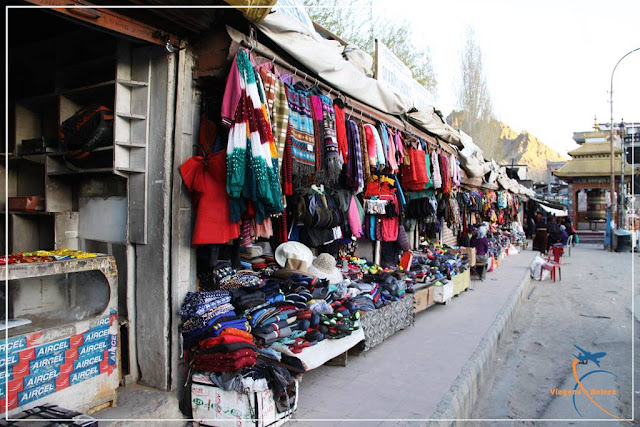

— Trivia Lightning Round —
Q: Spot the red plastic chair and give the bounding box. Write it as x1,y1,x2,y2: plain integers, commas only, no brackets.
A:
545,245,564,281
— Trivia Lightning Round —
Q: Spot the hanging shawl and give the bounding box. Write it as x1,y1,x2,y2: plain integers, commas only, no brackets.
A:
379,122,390,167
386,127,399,173
333,99,349,164
358,121,371,182
450,152,461,187
310,95,324,171
346,120,364,193
320,95,342,183
363,124,385,169
285,84,316,175
439,153,452,195
424,149,433,190
221,49,283,223
395,131,405,165
281,123,293,196
431,150,442,189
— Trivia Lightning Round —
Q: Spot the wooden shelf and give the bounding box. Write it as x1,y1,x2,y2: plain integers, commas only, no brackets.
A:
18,80,116,105
115,141,146,148
117,80,148,88
8,210,54,216
116,112,146,120
4,153,47,164
115,167,145,174
47,146,114,156
47,167,114,176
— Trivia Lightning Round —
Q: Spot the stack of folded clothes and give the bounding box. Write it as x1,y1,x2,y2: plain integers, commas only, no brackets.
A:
219,270,262,290
180,291,254,372
240,245,280,271
197,262,236,290
191,329,258,372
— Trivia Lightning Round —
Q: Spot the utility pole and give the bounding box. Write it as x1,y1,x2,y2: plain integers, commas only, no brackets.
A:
609,47,640,249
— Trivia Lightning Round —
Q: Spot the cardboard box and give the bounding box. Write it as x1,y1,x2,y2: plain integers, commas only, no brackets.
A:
191,373,298,427
8,196,44,211
413,287,434,313
450,247,476,267
432,281,454,304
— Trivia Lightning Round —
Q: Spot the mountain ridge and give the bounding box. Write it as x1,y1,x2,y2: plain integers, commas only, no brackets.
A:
447,111,568,183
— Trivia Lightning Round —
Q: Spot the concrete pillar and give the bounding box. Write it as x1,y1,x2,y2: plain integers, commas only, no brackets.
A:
134,48,177,390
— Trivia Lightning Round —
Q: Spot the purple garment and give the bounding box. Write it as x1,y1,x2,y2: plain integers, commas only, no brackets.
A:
346,120,364,192
471,236,489,256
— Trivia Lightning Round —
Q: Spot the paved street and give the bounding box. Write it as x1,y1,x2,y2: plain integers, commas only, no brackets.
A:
289,249,537,425
471,245,637,425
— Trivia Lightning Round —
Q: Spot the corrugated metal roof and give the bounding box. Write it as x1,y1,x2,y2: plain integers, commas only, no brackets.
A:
568,141,621,157
553,156,634,178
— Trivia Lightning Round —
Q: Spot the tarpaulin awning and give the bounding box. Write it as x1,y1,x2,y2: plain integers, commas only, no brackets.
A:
539,204,568,217
253,5,413,115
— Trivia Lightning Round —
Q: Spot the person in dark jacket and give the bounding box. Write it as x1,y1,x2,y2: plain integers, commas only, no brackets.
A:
527,216,537,239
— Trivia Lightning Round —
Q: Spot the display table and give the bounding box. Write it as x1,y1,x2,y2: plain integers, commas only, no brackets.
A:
275,329,365,371
360,296,414,351
452,269,470,296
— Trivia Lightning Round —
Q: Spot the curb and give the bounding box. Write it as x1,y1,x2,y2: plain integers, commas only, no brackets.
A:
427,263,533,426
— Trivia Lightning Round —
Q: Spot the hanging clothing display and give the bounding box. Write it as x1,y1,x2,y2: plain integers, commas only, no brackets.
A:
320,95,342,182
431,149,442,189
180,151,241,245
221,49,283,224
358,121,371,182
345,120,364,193
285,83,316,175
333,99,349,165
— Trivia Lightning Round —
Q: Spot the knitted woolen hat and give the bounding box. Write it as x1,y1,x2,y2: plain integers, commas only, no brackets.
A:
307,253,343,285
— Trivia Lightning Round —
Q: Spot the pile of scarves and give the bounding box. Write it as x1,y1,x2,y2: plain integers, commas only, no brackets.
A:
180,291,254,372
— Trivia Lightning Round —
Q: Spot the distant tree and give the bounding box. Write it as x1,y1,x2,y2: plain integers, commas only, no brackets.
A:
454,28,501,160
303,0,437,94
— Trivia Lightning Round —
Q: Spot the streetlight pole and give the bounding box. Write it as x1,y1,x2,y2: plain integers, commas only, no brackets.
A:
609,47,640,248
620,120,626,229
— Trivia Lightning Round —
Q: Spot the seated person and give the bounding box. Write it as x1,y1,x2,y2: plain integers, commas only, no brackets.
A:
470,226,490,264
559,225,569,246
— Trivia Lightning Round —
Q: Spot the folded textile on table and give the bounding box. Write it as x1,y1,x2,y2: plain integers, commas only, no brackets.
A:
198,341,258,354
181,307,236,333
180,291,232,320
199,334,253,349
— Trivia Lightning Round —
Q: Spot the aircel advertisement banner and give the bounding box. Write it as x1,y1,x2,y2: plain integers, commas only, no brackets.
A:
0,310,118,411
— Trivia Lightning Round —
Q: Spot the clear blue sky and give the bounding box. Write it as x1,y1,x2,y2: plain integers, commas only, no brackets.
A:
371,0,640,154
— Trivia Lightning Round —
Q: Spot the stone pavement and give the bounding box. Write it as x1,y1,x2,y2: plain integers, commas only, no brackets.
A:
471,245,637,424
289,249,538,426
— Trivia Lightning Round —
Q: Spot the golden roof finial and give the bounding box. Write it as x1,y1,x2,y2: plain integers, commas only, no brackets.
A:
593,115,600,131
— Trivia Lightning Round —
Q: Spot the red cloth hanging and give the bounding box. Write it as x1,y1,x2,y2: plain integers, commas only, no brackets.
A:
180,152,241,245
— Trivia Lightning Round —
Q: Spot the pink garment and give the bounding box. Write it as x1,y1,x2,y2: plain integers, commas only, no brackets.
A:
347,196,363,238
386,128,398,173
395,131,404,163
252,217,273,239
381,196,399,242
220,55,242,128
363,125,378,167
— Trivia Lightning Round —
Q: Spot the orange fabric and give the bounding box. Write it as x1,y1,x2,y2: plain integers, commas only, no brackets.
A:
220,327,254,341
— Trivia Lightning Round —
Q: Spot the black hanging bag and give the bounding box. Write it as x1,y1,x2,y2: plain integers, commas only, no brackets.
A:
59,104,114,161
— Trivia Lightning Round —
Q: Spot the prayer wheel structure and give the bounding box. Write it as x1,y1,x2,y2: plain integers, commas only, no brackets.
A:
586,189,607,220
